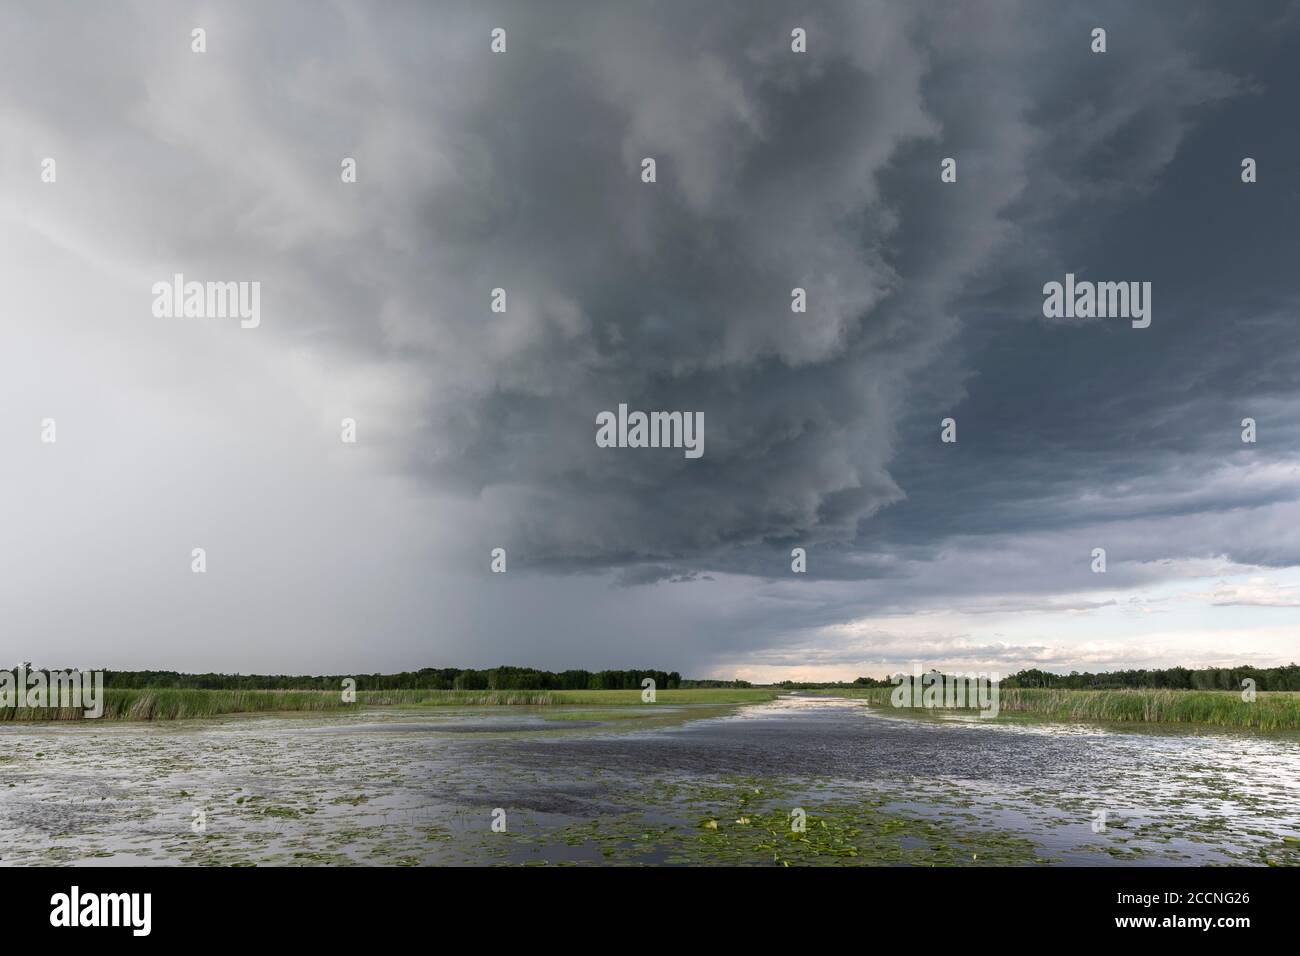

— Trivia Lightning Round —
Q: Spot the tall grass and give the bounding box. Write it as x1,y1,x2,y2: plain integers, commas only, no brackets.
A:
357,688,776,707
0,687,778,721
0,689,355,722
14,685,1290,729
813,687,1300,731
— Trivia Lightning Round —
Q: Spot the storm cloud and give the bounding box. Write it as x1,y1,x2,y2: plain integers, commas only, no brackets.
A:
2,1,1298,677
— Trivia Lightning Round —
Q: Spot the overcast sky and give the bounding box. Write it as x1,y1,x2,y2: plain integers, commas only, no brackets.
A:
3,1,1299,680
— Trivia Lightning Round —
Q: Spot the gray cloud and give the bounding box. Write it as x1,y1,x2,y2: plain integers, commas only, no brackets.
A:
2,1,1298,676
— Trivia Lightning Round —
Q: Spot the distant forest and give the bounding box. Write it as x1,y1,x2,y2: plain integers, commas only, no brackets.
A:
830,663,1300,692
92,666,689,691
19,663,1298,692
999,664,1300,691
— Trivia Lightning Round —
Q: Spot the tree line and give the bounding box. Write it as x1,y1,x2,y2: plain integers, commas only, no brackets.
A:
998,663,1300,691
28,662,1294,692
89,666,683,691
829,664,1300,691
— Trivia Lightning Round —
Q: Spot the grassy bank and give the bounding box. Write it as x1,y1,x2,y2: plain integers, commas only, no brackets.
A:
0,687,779,721
812,687,1300,731
9,685,1294,729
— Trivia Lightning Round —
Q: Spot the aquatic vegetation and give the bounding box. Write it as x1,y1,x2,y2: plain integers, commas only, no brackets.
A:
812,687,1300,731
496,776,1048,867
996,688,1300,730
359,689,777,707
2,698,1295,866
11,684,1290,729
0,689,353,722
0,687,778,722
687,806,1044,867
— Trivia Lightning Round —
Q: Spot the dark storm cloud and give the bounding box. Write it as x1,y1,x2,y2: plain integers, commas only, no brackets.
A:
351,0,1283,577
4,0,1283,586
6,1,1300,684
842,5,1300,583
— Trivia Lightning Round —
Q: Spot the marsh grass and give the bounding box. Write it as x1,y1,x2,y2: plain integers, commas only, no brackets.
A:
813,687,1300,731
10,684,1291,729
357,688,776,707
0,689,354,721
0,687,778,721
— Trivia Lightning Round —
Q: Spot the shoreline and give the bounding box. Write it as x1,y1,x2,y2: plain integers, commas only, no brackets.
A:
0,687,779,722
805,687,1300,732
2,686,1298,731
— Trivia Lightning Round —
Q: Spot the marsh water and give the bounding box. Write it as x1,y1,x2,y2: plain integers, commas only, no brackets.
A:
1,695,1297,866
